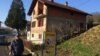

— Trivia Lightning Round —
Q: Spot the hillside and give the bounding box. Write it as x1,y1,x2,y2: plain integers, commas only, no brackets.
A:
58,25,100,56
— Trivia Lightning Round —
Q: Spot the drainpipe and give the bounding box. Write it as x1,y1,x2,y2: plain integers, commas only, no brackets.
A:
51,0,54,2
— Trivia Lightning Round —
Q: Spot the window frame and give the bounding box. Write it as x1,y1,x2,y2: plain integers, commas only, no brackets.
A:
32,21,36,27
32,34,34,38
39,34,42,39
38,19,44,27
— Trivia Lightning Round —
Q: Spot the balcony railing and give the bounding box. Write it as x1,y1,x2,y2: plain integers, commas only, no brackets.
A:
34,14,46,19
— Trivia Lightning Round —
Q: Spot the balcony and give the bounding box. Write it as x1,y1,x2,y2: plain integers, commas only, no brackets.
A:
34,14,46,19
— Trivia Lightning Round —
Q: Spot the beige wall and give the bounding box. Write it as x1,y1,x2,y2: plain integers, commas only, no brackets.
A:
31,2,47,33
30,1,47,44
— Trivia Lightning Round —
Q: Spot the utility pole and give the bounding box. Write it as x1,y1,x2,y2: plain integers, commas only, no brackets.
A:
0,21,2,28
41,32,45,56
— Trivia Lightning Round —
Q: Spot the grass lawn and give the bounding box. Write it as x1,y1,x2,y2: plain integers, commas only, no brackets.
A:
58,25,100,56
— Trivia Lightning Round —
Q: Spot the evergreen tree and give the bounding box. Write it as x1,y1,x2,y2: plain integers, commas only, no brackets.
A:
5,0,27,33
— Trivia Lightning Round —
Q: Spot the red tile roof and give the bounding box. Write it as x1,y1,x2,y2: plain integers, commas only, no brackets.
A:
28,0,90,15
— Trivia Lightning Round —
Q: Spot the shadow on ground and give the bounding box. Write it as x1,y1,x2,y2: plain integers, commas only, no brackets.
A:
23,54,32,56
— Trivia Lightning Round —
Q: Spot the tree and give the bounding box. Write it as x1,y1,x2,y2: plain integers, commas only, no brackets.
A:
92,12,100,25
5,0,27,34
86,15,93,29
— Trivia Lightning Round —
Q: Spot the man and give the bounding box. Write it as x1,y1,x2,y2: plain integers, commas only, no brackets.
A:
9,34,24,56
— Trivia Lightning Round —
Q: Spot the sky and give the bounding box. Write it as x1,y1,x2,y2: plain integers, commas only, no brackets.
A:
0,0,100,23
0,0,32,23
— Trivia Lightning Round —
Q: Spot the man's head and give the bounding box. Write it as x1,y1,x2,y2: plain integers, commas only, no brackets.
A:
15,34,21,39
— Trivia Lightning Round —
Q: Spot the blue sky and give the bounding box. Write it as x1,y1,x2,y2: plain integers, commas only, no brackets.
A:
0,0,32,23
0,0,100,23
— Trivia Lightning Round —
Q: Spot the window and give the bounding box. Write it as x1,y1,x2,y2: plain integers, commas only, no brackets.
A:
32,21,36,27
39,34,42,39
38,9,43,14
38,2,43,15
32,34,34,38
38,19,43,27
80,23,84,28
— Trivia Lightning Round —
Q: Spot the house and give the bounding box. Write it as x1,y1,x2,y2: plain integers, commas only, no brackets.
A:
28,0,89,45
26,21,31,40
27,21,31,31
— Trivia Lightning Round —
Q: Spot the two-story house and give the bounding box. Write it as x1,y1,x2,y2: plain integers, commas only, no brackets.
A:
28,0,89,45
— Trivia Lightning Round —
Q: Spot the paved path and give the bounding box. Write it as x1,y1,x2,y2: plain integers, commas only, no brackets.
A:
0,46,9,56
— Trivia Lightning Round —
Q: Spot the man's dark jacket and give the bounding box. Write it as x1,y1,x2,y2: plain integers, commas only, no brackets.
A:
11,38,24,55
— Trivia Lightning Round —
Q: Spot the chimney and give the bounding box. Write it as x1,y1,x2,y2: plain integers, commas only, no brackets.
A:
64,1,68,6
51,0,54,2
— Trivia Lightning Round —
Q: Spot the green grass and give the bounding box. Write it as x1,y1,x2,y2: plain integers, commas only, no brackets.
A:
58,25,100,56
58,36,100,56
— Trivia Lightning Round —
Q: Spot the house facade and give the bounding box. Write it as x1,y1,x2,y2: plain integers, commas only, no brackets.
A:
28,0,89,45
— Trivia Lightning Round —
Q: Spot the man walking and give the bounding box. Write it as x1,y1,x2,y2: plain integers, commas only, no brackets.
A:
9,34,24,56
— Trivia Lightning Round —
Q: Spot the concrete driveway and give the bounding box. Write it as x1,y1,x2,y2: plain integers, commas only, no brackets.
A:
0,46,9,56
